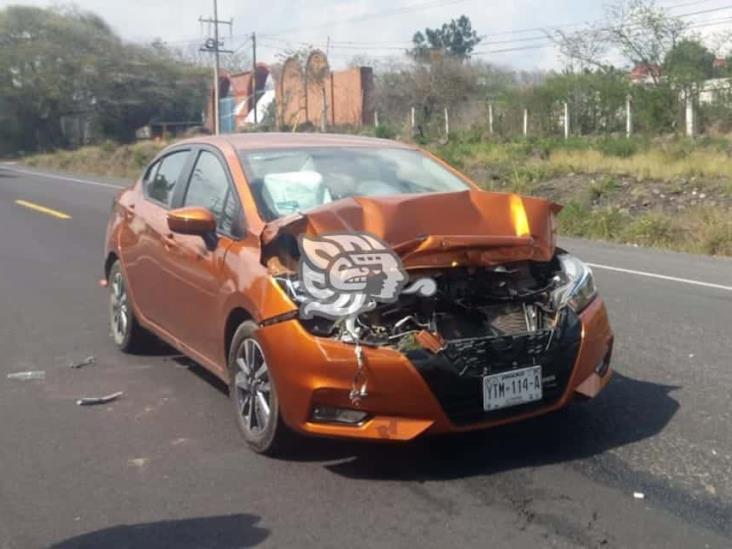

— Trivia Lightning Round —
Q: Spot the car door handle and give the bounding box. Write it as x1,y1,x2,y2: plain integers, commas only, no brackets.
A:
164,233,178,252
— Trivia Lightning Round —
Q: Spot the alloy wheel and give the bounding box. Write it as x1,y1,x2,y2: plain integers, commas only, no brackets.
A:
110,271,129,345
234,338,273,434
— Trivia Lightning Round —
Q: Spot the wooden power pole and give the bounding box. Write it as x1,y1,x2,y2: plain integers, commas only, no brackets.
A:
252,32,258,125
200,0,232,135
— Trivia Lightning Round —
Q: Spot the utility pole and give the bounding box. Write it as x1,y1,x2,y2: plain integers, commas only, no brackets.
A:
200,0,233,135
252,32,258,125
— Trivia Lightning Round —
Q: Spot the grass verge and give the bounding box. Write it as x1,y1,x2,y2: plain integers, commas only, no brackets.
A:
23,141,165,180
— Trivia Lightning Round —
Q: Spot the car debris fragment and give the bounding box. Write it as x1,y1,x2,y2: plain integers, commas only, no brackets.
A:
76,391,123,406
68,355,96,369
7,371,46,381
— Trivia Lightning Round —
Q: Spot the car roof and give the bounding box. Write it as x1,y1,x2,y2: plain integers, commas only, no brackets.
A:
177,132,418,151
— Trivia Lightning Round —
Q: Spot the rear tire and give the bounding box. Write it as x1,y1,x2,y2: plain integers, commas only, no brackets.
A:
228,321,294,455
108,260,153,353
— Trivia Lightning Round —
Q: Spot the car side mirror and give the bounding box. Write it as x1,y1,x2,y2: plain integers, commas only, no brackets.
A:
167,207,217,236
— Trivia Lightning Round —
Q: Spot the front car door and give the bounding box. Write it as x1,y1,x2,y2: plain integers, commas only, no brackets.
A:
159,146,245,367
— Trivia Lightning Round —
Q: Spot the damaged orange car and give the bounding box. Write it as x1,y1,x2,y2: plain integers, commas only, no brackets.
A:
103,133,614,454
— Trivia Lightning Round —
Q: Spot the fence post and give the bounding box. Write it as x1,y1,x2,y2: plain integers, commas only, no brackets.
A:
444,107,449,137
685,94,695,137
563,101,569,140
410,107,415,129
488,103,494,135
374,110,379,128
523,108,528,138
626,94,633,138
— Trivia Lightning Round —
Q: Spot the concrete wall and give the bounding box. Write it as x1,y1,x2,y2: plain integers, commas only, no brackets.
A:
276,60,374,129
206,55,374,131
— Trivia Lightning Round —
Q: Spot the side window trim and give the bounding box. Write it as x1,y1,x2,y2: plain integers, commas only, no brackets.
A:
181,146,245,239
143,160,161,185
142,148,193,210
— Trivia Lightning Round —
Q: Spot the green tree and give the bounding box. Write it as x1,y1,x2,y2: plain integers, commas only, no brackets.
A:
663,39,715,87
0,5,208,153
409,15,481,61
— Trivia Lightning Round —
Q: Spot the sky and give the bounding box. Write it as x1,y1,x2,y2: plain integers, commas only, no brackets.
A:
2,0,732,71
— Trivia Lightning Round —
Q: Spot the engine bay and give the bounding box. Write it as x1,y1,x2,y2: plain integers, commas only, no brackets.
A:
289,256,568,356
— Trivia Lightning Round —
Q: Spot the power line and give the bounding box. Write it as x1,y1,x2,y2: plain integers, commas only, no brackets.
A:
162,0,723,54
471,4,732,55
257,12,732,64
262,0,721,48
262,0,476,36
257,8,732,61
259,2,732,57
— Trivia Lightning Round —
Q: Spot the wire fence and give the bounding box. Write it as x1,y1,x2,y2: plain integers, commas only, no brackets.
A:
365,90,732,142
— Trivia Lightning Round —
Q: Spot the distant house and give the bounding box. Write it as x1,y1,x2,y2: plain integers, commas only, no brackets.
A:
698,78,732,105
628,61,732,105
629,63,662,85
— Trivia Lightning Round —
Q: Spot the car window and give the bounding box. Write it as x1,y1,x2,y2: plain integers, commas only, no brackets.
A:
183,150,238,234
145,151,189,207
239,147,470,221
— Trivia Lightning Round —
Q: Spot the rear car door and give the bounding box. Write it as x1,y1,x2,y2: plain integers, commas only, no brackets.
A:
122,148,193,330
159,146,244,364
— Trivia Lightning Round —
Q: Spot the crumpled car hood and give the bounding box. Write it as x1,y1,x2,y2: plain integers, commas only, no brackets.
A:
261,189,561,269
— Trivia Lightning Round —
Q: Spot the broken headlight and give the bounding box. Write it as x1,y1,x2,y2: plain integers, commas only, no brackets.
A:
552,254,597,313
273,276,337,336
274,276,306,304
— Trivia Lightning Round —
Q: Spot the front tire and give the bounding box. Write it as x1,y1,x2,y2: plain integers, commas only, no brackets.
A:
228,321,293,455
108,260,152,353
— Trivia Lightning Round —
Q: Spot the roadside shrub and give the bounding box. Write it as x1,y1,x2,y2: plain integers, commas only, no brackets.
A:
623,212,679,247
588,176,620,201
683,207,732,256
557,200,591,236
100,140,118,154
558,201,627,240
132,144,157,168
374,124,398,140
596,138,638,158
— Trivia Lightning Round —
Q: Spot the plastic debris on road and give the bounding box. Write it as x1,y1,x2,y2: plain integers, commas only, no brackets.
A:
76,391,123,406
633,492,645,500
69,355,96,369
7,371,46,381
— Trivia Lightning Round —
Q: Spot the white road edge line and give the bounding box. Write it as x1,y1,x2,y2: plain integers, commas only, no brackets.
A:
1,165,125,190
588,263,732,292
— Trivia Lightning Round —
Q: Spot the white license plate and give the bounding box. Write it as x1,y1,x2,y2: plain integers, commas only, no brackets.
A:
483,365,543,411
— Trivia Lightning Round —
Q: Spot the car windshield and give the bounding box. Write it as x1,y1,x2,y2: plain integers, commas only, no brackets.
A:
239,147,470,221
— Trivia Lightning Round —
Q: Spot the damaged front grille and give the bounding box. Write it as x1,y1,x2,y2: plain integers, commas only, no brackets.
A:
406,308,581,425
443,329,557,377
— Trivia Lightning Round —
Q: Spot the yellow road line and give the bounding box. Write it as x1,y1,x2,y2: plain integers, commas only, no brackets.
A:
14,200,72,220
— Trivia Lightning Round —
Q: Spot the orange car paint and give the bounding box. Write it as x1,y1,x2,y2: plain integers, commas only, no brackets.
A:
104,133,614,441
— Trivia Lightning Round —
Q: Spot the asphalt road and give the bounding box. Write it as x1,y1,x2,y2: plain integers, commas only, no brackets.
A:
1,164,731,549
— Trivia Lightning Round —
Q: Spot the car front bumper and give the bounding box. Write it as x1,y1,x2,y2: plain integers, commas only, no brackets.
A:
256,296,614,441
